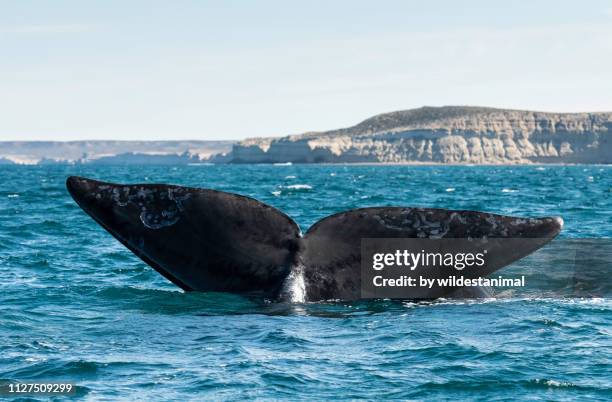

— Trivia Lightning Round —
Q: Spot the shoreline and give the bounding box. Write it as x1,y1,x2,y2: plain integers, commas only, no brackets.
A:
1,161,611,167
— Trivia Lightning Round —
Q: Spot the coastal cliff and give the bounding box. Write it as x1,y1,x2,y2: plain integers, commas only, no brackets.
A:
3,107,610,165
231,106,612,164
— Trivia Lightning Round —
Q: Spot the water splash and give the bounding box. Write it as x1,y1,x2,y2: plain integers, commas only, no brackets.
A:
281,264,307,303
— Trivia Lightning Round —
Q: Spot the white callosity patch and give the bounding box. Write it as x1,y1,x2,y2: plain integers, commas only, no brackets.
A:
111,186,131,206
139,209,181,229
373,209,453,238
103,184,192,230
138,189,191,230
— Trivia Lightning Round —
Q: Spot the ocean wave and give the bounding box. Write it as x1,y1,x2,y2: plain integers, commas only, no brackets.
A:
1,164,610,399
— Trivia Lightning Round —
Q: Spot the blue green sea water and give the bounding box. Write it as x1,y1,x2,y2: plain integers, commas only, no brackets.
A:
0,164,610,400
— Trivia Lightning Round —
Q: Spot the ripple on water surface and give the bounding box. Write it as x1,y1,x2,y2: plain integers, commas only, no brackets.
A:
0,165,610,400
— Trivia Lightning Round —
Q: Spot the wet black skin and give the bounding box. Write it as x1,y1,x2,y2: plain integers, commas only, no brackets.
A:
67,176,563,301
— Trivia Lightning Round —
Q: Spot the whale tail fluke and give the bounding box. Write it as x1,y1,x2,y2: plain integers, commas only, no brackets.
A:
301,208,562,300
66,176,301,296
67,176,563,301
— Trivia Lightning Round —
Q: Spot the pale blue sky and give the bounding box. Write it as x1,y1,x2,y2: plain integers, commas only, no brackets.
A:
1,0,612,141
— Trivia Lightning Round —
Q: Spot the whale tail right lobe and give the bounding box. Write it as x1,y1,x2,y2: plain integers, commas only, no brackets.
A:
301,208,563,300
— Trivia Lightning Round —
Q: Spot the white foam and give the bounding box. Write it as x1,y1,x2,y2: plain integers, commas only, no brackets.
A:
534,379,574,388
445,188,455,192
502,188,518,193
286,184,312,190
282,265,306,303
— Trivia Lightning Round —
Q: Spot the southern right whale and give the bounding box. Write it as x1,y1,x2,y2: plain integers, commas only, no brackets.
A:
66,176,563,302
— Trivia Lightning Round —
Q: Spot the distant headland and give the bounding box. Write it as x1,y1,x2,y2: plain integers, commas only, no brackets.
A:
232,106,612,164
2,106,611,165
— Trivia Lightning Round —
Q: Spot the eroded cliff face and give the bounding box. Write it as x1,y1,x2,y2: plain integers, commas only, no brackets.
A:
230,107,612,163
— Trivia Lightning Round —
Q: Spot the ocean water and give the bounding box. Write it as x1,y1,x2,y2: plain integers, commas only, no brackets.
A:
0,164,610,400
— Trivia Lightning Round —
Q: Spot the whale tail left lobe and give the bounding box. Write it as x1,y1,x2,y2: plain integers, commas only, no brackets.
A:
66,176,301,296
